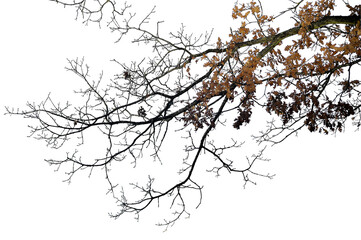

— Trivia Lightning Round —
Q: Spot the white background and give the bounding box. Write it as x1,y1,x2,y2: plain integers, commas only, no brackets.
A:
1,0,361,239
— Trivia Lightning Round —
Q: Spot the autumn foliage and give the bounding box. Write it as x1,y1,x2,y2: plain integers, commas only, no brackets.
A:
184,0,361,135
